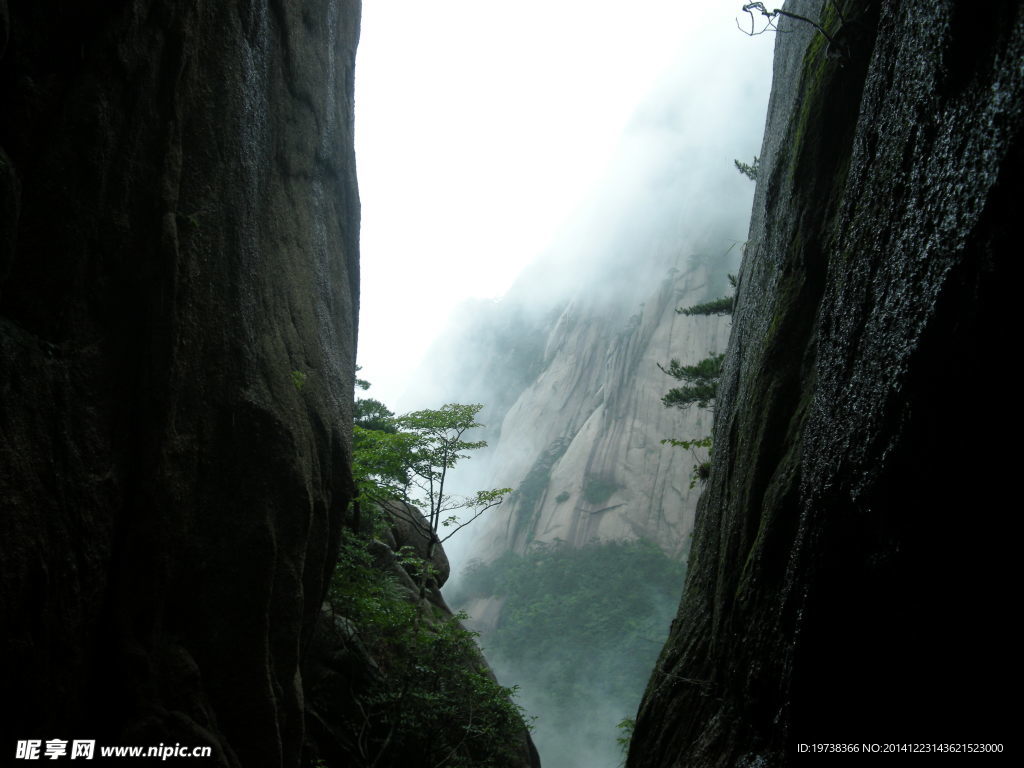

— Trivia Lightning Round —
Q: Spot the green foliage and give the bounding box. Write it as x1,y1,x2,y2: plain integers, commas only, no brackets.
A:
661,436,713,489
676,296,733,316
554,491,571,504
393,404,507,542
352,425,420,505
662,382,719,410
659,436,712,451
337,381,524,763
353,397,396,432
658,355,724,388
616,717,636,762
453,540,685,764
354,364,371,391
582,474,619,506
659,353,725,410
734,155,760,181
291,370,307,391
677,252,737,316
328,530,529,767
352,399,510,548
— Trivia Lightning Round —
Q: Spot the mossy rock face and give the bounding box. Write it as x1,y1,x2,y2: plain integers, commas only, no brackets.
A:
630,1,1023,765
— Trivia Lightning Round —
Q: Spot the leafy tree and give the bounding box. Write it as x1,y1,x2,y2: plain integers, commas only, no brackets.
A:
658,353,724,410
328,385,527,765
354,397,398,433
350,394,510,588
392,404,510,551
352,425,420,506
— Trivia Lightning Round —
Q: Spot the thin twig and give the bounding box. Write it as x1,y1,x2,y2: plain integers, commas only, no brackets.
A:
738,2,837,47
439,499,504,544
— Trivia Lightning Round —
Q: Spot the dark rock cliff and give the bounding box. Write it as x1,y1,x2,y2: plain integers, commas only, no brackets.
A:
630,1,1021,765
1,2,360,765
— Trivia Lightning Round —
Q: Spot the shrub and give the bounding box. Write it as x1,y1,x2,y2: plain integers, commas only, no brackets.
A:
327,529,529,767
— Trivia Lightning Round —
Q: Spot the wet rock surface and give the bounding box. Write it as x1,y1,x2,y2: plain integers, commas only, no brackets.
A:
1,2,361,764
630,1,1022,765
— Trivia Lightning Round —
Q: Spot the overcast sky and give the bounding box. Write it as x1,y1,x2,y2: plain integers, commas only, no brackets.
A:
354,1,776,409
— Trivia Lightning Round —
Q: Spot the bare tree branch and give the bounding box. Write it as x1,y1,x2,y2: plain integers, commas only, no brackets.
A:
738,2,838,47
438,499,506,544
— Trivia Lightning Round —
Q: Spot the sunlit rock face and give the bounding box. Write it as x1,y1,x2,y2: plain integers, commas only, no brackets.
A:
0,2,360,765
629,1,1021,765
474,262,730,561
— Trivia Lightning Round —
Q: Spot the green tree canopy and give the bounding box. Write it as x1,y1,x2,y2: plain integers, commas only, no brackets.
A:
393,404,510,547
352,399,510,554
658,353,724,410
354,397,397,432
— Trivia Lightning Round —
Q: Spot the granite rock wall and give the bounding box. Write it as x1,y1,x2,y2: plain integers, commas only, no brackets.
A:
0,2,361,764
629,1,1021,764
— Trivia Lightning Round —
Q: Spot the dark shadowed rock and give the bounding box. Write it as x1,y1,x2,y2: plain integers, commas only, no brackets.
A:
0,2,361,765
383,498,451,589
630,1,1021,765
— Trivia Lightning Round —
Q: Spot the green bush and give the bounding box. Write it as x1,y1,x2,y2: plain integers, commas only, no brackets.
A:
327,530,528,767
